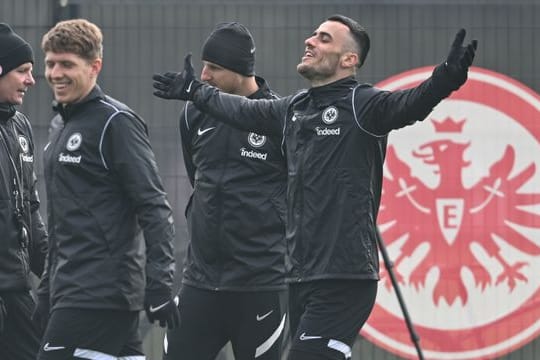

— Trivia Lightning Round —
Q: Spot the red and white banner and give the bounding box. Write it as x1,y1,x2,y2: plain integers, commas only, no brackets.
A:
364,67,540,359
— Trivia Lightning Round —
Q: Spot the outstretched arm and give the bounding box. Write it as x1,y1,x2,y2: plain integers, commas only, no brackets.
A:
153,54,288,136
360,29,478,135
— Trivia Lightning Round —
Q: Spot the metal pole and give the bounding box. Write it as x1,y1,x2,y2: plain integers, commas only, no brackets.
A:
52,0,80,23
376,227,425,360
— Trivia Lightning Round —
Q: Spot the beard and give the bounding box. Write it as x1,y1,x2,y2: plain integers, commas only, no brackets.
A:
296,53,340,82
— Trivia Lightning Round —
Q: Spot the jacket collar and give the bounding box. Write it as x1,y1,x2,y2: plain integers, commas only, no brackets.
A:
308,76,358,108
249,76,272,100
0,102,16,122
52,85,106,120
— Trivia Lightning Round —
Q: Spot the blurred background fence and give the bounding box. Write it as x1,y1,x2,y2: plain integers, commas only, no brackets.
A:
2,0,539,359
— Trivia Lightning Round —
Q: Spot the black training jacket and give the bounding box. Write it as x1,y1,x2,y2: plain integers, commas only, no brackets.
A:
38,86,175,311
181,77,287,291
0,103,48,292
191,63,460,282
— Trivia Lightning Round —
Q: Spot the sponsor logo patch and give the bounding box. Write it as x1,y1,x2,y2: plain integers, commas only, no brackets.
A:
315,126,340,136
58,153,81,164
240,147,267,160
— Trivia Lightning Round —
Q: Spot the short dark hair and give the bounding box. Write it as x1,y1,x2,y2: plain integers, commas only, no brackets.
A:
327,14,370,68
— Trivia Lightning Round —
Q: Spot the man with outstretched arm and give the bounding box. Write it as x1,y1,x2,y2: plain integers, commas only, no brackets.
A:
153,14,477,360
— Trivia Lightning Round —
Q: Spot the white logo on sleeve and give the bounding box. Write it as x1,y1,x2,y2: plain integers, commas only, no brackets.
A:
186,80,194,93
43,342,66,351
197,127,215,136
299,332,322,341
256,310,273,321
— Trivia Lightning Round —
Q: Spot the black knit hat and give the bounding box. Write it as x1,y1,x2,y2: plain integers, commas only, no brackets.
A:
0,23,34,77
201,22,255,76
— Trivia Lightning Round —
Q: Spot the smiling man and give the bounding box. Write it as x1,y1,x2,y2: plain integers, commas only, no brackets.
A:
153,14,477,360
0,22,49,360
35,18,179,360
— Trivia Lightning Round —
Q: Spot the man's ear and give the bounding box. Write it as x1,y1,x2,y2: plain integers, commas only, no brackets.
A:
90,58,103,77
341,52,359,69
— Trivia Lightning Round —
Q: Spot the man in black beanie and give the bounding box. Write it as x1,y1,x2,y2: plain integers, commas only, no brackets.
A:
0,23,49,360
0,23,35,78
162,22,288,360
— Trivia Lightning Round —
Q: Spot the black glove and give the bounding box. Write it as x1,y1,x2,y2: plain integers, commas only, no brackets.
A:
444,29,478,89
32,295,50,332
153,53,202,101
144,291,180,329
0,296,6,334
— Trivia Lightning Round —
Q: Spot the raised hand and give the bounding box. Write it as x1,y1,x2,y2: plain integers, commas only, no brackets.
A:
444,29,478,87
153,53,202,101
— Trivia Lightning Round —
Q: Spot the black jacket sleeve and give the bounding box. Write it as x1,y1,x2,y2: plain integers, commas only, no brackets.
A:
192,85,290,136
179,104,196,187
103,112,176,296
19,114,48,277
358,63,465,135
29,177,48,277
35,251,50,300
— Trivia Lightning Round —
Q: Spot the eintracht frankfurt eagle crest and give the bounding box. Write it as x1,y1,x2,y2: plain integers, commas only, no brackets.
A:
363,67,540,359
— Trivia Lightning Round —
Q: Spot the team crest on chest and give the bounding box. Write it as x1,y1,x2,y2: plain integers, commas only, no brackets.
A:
18,135,29,153
66,133,82,151
248,132,266,148
322,106,338,124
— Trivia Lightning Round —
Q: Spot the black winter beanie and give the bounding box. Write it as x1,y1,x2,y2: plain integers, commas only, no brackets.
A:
0,23,34,77
201,22,255,76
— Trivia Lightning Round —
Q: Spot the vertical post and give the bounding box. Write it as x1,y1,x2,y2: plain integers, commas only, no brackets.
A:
376,227,425,360
52,0,80,23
